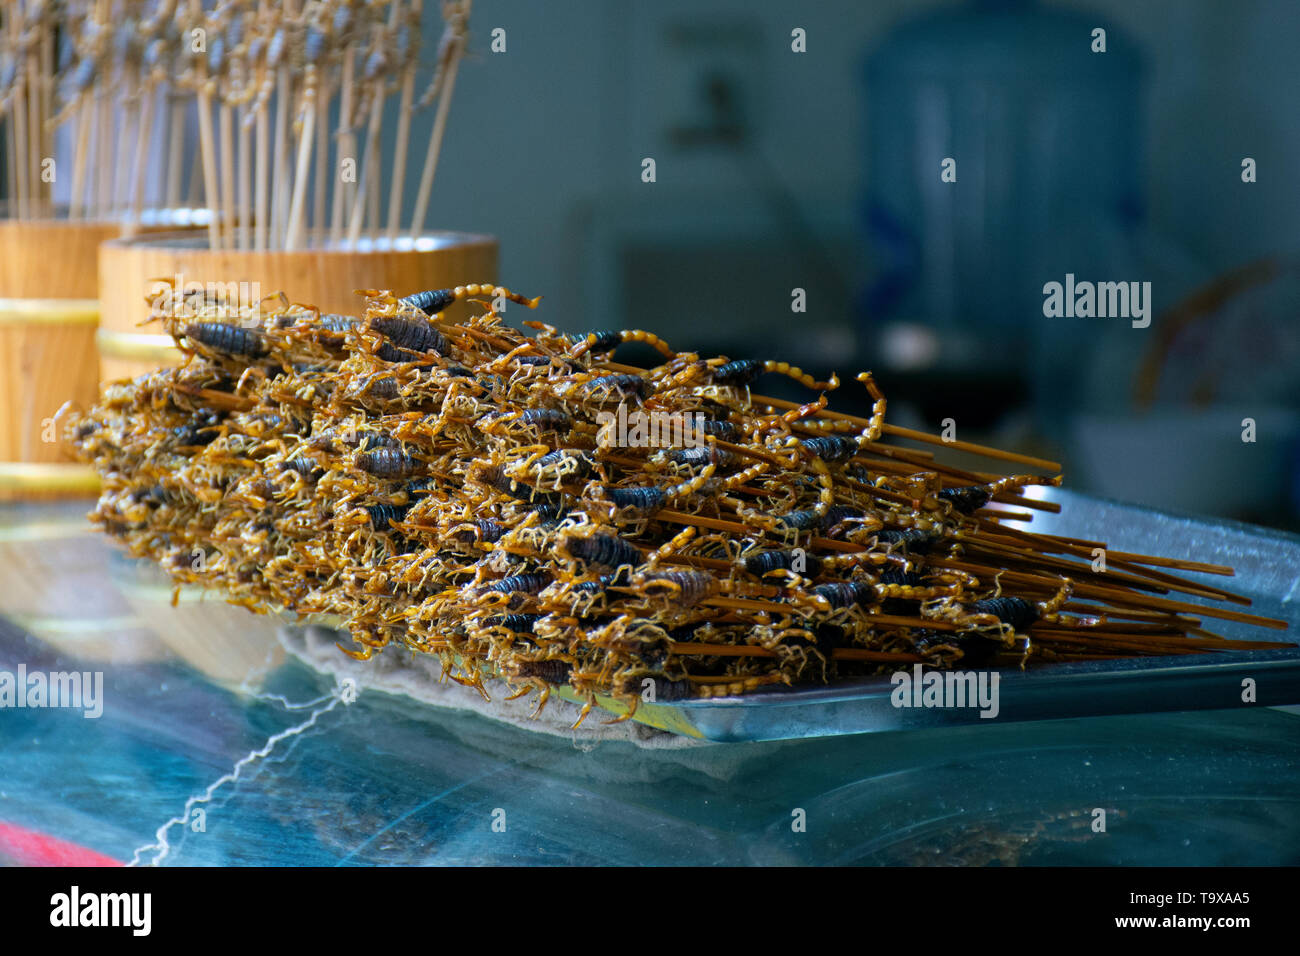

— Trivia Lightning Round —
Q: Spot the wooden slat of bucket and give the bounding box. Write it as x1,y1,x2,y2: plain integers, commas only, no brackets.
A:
97,229,499,382
0,211,208,500
0,219,126,299
0,298,99,501
96,329,181,388
0,210,210,298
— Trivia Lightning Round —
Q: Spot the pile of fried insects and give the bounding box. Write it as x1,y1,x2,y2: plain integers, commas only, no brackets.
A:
68,283,1289,725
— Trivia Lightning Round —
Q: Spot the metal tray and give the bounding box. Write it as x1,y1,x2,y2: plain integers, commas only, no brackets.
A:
615,488,1300,741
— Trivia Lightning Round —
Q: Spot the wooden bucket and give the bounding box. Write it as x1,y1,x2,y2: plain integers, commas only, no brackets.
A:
97,230,500,382
0,210,208,501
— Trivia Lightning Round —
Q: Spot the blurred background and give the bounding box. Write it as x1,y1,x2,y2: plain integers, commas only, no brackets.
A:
12,0,1298,528
415,0,1300,530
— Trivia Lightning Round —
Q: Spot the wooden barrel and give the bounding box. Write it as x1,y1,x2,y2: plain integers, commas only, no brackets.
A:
97,230,499,382
0,210,208,501
0,297,99,500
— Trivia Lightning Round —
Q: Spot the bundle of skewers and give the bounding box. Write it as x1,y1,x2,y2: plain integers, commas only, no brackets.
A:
67,284,1290,725
1,0,469,247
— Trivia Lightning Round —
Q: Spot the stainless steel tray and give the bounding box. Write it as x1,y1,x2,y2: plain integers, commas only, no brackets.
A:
625,488,1300,741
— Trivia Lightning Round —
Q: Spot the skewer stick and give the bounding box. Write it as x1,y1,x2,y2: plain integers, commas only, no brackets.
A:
668,641,776,658
125,86,156,238
937,558,1286,630
12,70,27,219
756,391,1062,472
1039,532,1110,549
26,51,40,214
314,76,329,240
270,64,289,247
68,93,91,220
977,508,1033,522
668,641,925,664
989,494,1060,514
254,104,269,251
1027,634,1204,655
367,117,381,231
186,128,203,205
238,110,251,249
1099,551,1234,576
97,81,113,217
330,48,355,245
833,648,926,663
284,98,316,251
196,88,222,248
386,51,416,242
1064,603,1200,626
113,69,135,218
220,104,236,249
345,94,383,246
39,26,53,209
968,524,1249,603
652,554,733,573
5,113,17,216
166,93,184,208
409,25,465,240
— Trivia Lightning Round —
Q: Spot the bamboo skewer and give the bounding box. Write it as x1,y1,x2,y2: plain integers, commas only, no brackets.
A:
27,50,41,213
283,96,316,251
238,111,251,250
124,86,156,239
220,103,237,249
254,104,269,251
313,75,329,242
68,93,91,220
96,80,112,217
967,523,1250,603
409,4,467,241
13,68,28,219
956,533,1239,604
386,35,417,242
346,93,383,247
936,558,1285,630
196,88,222,248
270,64,289,248
758,391,1063,472
669,642,925,664
165,94,184,209
330,49,355,246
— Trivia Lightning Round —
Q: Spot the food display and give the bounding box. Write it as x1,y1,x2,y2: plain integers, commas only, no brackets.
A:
68,284,1289,725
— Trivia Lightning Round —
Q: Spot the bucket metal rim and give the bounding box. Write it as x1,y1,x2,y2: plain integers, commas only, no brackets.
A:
100,228,498,254
0,298,99,323
0,462,100,493
96,327,180,361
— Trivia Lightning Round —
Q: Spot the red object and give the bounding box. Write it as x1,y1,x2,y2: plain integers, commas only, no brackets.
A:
0,820,121,866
